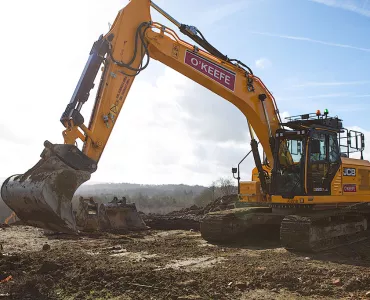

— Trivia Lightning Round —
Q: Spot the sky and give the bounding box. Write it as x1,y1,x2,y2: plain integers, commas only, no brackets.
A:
0,0,369,186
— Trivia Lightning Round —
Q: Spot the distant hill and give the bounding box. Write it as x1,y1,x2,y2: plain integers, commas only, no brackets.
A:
0,179,235,221
77,182,207,197
74,182,209,214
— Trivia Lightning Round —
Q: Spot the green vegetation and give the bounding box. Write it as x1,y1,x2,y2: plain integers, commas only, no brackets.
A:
73,177,237,214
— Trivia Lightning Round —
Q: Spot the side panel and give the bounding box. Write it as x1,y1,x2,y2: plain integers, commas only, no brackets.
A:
330,165,342,196
271,159,370,204
341,159,370,196
239,181,262,202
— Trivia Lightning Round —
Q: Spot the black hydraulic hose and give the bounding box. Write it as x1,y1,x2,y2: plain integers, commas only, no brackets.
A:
193,28,254,75
108,22,151,76
180,25,229,62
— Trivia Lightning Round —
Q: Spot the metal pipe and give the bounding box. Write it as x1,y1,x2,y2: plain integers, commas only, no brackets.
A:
150,1,181,28
247,121,255,140
233,121,260,193
259,94,273,138
236,148,255,194
77,102,83,111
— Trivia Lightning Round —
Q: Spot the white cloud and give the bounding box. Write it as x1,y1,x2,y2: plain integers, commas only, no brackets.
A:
310,0,370,17
280,111,291,121
251,31,370,53
96,66,253,185
200,0,250,26
255,58,272,70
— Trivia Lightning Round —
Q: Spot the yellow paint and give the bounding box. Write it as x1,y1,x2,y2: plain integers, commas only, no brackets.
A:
239,181,263,202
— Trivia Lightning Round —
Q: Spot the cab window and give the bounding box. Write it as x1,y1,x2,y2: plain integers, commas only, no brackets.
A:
329,135,340,163
310,132,327,161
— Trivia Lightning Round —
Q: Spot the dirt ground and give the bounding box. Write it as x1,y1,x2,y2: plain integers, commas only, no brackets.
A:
1,225,370,300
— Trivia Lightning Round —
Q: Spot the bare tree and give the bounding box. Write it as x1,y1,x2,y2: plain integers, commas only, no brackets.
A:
215,177,237,196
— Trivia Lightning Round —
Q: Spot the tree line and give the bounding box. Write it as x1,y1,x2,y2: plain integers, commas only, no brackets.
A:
0,177,237,222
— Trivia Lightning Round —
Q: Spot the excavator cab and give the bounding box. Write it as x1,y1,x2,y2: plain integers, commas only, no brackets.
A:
271,111,363,198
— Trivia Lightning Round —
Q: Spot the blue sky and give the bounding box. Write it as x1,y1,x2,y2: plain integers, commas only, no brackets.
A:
0,0,369,185
148,0,370,128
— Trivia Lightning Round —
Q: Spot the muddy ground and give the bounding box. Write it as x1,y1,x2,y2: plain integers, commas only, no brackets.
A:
1,226,370,299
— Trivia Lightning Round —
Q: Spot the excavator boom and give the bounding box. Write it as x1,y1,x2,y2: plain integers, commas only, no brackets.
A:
1,0,280,233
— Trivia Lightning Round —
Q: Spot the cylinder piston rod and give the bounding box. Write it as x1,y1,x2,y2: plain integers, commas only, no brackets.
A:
150,1,181,28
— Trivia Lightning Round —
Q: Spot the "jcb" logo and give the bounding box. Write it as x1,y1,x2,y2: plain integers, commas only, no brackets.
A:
343,168,356,176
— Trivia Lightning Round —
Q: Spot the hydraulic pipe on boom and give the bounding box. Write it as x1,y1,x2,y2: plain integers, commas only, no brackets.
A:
150,1,181,27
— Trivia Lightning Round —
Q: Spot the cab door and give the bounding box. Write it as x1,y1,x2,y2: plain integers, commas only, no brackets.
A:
307,130,341,195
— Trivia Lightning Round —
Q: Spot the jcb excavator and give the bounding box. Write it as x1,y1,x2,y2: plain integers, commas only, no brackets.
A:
1,0,370,252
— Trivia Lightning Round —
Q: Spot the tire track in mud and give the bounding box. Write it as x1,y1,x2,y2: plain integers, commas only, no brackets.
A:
1,226,370,299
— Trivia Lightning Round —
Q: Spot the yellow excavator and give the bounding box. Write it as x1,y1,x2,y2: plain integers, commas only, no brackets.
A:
1,0,370,252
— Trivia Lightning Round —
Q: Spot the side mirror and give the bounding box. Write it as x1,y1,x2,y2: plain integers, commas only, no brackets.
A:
311,139,321,154
232,168,237,174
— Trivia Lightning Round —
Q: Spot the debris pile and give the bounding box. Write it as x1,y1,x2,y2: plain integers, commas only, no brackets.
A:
143,194,238,230
0,224,10,229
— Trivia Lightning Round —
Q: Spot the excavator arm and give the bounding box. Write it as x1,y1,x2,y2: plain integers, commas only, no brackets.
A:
62,0,281,164
1,0,283,233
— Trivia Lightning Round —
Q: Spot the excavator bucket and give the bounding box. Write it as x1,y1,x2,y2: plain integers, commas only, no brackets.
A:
98,197,147,232
0,141,96,233
75,197,100,232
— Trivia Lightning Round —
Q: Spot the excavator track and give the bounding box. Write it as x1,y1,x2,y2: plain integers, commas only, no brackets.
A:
280,211,368,252
200,207,284,243
201,205,369,252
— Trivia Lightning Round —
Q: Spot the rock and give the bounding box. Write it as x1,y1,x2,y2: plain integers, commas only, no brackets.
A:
38,261,60,274
235,282,247,290
332,278,342,286
42,243,51,251
366,291,370,297
304,257,311,260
